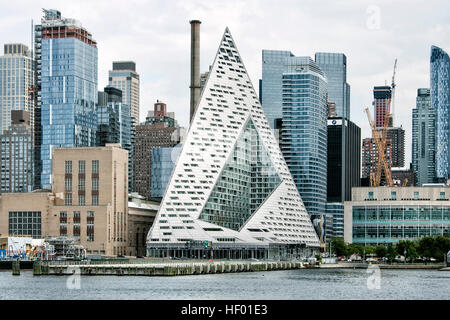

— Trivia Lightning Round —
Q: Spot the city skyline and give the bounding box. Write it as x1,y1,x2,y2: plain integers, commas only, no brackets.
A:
1,0,449,167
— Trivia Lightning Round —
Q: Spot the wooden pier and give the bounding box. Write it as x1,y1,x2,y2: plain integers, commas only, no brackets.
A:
32,261,304,276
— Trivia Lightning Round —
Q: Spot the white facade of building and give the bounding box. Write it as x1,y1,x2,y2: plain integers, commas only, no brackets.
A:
146,28,319,249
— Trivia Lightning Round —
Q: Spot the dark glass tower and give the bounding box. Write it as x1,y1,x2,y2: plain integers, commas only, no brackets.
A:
327,118,361,202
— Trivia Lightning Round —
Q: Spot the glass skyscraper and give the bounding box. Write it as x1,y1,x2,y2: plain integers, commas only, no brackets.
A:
431,46,450,181
150,145,181,199
280,57,328,221
412,88,435,185
261,51,328,230
37,10,98,189
315,53,350,119
261,50,294,128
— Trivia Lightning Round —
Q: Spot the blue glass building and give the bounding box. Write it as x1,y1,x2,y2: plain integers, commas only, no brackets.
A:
279,56,328,221
431,46,450,181
315,53,350,119
38,12,98,189
150,145,181,199
261,50,294,128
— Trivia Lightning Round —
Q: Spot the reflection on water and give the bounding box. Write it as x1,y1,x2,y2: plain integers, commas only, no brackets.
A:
0,269,449,300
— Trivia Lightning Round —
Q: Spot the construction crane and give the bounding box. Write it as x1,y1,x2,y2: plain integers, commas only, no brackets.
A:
390,59,397,125
365,107,394,187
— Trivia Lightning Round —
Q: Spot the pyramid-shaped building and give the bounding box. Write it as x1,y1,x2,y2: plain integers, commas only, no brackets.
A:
147,28,320,259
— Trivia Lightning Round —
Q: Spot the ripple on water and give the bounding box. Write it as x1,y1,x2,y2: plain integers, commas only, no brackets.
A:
0,269,449,300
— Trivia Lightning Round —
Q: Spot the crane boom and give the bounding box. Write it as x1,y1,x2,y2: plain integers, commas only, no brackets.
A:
365,107,394,187
390,58,397,125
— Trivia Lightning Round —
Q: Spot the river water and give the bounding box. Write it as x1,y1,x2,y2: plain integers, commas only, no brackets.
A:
0,269,448,300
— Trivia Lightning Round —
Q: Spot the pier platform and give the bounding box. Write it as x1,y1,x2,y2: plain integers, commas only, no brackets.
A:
32,260,304,276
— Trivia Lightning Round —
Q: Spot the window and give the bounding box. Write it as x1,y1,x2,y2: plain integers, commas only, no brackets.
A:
73,211,80,238
92,178,99,191
59,211,67,236
78,177,85,191
391,192,396,200
8,211,42,238
368,192,374,200
92,194,98,206
87,211,94,242
414,192,419,200
78,195,85,206
65,177,72,191
92,160,99,174
79,160,85,174
64,193,72,206
65,161,72,174
440,192,445,200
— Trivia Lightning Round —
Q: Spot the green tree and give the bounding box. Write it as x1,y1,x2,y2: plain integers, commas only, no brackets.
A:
365,246,376,255
397,240,419,263
330,237,347,257
347,244,364,258
386,245,397,263
418,236,450,262
315,253,322,264
375,245,387,259
417,236,436,261
435,236,450,261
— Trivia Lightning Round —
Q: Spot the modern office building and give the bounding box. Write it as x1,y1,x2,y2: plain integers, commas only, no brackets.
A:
108,61,140,123
0,44,35,135
344,186,450,246
0,144,128,256
150,145,182,199
431,46,450,181
280,57,328,224
315,53,350,119
146,28,320,260
326,117,359,241
0,110,34,193
412,88,436,185
261,50,328,235
133,101,180,200
261,50,294,129
36,9,98,190
97,86,134,191
327,117,361,202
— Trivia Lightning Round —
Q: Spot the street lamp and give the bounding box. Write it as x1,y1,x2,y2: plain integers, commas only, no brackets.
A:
404,249,407,264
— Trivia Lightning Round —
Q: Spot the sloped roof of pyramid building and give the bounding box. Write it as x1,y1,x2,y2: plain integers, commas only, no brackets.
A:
147,28,320,247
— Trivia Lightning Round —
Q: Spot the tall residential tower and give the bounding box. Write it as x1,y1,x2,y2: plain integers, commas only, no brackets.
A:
0,44,34,135
412,88,435,185
36,9,98,189
108,61,140,124
431,46,450,181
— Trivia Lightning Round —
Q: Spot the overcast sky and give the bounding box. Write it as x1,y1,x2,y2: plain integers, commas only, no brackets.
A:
1,0,449,167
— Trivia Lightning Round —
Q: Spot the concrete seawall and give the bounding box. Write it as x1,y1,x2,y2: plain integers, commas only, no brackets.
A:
32,261,304,276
